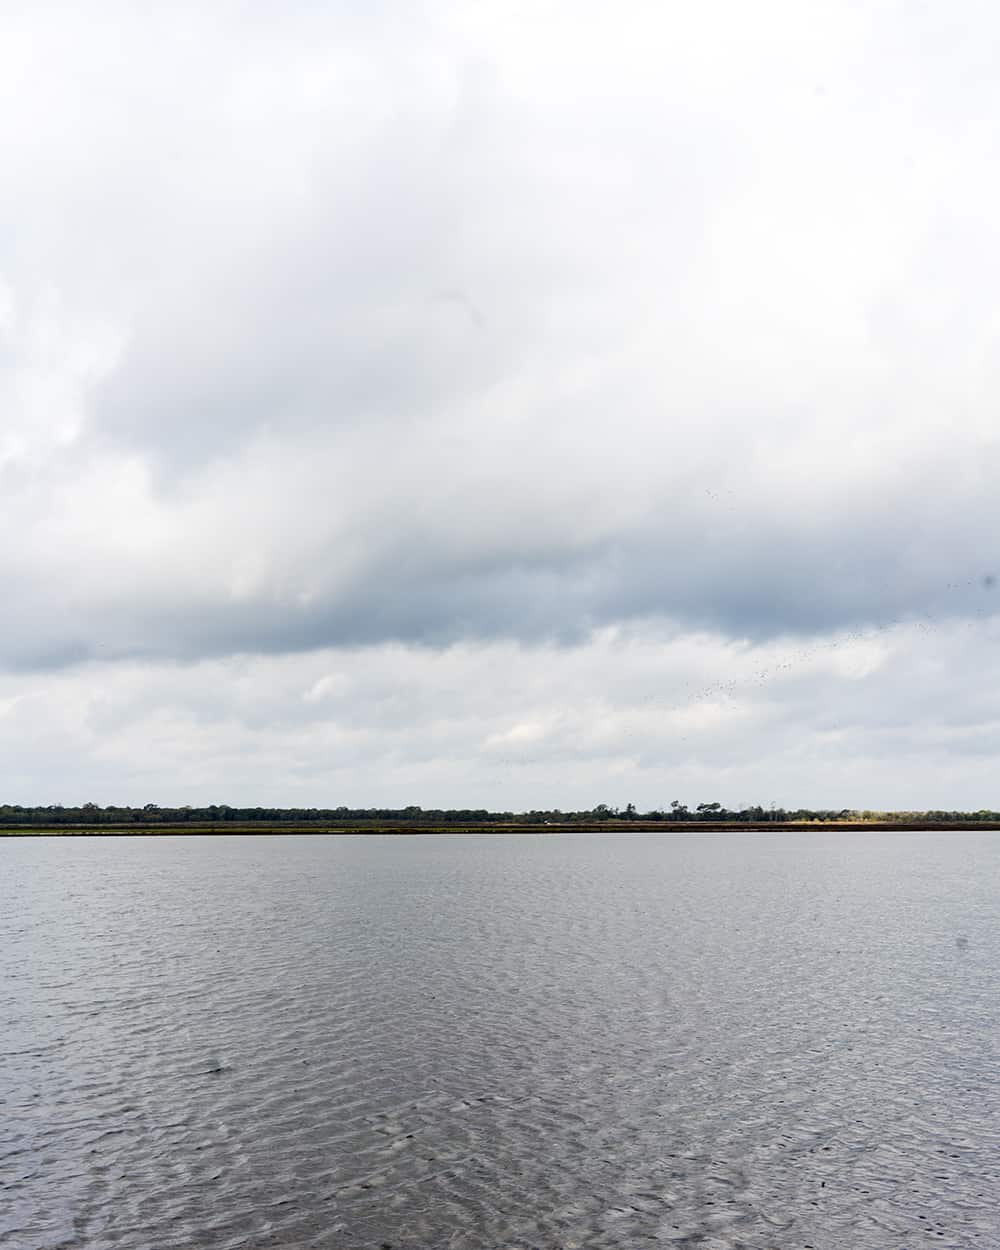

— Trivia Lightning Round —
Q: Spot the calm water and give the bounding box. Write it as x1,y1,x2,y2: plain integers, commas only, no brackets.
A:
3,832,998,1250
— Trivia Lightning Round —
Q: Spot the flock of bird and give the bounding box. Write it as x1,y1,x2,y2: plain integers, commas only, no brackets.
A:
486,570,998,776
639,571,997,736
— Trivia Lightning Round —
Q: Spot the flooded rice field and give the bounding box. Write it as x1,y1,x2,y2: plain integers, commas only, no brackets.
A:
3,831,998,1250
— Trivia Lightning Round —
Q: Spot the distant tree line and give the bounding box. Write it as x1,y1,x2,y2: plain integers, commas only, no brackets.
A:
1,802,999,826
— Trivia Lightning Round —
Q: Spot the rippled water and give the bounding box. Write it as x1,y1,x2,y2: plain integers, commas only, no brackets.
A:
3,832,999,1250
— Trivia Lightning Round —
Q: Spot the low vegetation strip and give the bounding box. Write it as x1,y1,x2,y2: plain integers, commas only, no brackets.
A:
5,801,1000,827
4,817,1000,836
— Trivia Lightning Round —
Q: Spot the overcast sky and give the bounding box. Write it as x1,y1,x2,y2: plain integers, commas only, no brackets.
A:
3,0,999,810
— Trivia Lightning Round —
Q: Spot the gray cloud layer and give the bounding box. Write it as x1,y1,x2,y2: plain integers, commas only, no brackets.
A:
3,1,1000,803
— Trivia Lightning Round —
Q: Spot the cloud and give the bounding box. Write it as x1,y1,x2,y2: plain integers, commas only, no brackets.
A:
3,1,1000,800
1,619,998,810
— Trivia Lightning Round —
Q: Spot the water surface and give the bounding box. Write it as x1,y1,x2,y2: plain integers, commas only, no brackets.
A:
3,832,998,1249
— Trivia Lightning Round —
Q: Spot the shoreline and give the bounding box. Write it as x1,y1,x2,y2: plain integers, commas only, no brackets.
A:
4,820,1000,836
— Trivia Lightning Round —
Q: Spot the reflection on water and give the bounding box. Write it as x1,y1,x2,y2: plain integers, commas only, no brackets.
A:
3,832,998,1249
